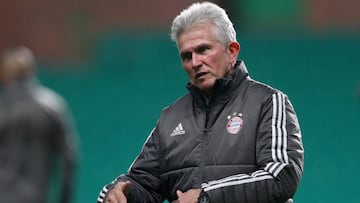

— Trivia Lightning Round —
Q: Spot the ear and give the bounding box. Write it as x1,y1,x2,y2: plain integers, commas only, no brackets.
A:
227,41,240,63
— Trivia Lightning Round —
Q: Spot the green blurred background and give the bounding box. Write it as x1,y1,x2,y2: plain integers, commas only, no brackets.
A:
2,0,360,202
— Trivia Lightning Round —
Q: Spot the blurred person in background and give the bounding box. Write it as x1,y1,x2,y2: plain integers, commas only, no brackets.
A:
0,46,78,203
98,2,303,203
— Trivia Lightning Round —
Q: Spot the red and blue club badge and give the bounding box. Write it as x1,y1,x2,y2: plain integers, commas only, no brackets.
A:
226,112,244,134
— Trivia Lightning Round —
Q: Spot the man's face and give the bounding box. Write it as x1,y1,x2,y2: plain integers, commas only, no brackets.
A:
177,21,239,95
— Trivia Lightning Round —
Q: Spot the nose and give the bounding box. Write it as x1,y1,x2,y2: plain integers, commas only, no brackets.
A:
191,53,202,68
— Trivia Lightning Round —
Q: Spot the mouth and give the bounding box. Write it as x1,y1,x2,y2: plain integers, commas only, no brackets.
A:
195,71,208,79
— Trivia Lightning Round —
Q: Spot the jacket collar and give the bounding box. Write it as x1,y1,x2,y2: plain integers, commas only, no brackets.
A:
187,60,249,108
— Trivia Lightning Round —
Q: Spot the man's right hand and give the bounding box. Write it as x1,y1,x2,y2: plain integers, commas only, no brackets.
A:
105,181,131,203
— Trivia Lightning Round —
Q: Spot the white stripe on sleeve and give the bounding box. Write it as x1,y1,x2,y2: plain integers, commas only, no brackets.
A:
201,92,290,192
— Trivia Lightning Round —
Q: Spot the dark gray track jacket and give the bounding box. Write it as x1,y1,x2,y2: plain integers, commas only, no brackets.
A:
0,80,77,203
98,61,304,203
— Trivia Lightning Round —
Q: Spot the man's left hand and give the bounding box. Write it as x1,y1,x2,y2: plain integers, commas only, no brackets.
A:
176,189,202,203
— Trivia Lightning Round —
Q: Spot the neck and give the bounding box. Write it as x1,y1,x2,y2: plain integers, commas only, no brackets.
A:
203,88,213,98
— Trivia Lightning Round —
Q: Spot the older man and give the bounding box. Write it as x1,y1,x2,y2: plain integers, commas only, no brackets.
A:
98,2,303,203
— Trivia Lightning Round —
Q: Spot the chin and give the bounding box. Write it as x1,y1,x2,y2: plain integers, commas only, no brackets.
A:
195,79,216,91
198,84,214,92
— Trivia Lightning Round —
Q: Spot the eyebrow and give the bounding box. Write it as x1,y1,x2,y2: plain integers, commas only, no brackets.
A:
180,42,211,56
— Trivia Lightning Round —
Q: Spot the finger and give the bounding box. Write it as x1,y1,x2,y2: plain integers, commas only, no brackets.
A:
110,182,131,203
113,189,127,203
105,192,118,203
117,181,131,202
117,193,127,203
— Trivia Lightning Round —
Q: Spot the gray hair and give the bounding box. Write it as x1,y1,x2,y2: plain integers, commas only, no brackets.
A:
170,2,237,46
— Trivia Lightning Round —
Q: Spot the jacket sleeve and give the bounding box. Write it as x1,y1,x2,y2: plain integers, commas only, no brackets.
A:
201,92,304,203
55,109,78,203
97,125,162,203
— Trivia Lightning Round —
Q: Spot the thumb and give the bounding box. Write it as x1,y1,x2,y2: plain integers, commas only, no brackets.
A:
122,180,131,191
176,190,183,197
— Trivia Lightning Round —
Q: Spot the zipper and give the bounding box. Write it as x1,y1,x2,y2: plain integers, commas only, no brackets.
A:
199,100,214,183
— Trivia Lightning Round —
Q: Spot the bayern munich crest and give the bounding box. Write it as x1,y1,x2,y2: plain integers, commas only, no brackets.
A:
226,112,244,134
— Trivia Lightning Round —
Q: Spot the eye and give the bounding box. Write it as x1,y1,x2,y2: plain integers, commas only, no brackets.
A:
181,52,192,62
196,45,210,54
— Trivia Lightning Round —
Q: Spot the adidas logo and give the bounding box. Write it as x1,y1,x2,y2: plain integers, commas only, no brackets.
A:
170,123,186,136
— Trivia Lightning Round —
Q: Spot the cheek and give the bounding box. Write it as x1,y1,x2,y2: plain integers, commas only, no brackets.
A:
207,55,225,72
183,65,194,78
207,51,226,66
